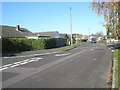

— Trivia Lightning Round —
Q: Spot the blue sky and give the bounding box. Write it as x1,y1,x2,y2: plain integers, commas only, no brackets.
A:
2,2,106,35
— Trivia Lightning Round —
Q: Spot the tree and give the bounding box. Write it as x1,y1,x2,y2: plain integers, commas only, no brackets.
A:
95,31,103,37
102,23,112,38
91,0,120,39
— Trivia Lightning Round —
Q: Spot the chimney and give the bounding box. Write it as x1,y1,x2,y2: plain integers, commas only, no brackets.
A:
16,25,20,31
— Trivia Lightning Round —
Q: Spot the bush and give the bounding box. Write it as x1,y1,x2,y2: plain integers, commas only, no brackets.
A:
31,39,46,50
2,38,33,52
45,38,56,49
80,39,88,42
66,39,76,45
2,38,67,53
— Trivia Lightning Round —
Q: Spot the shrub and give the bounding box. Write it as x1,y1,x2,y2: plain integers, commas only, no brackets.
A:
66,39,76,45
31,39,46,50
45,38,56,49
80,39,88,42
2,37,67,53
2,38,32,52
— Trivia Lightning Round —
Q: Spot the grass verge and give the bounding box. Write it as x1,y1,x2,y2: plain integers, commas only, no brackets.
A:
96,42,108,45
114,49,120,88
53,43,82,52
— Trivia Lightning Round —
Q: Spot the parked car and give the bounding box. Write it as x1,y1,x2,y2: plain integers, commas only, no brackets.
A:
91,38,96,43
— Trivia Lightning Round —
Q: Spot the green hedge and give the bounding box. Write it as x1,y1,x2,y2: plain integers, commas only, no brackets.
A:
2,38,32,52
2,38,66,53
66,39,76,45
31,39,46,50
80,39,88,42
45,38,56,49
66,39,86,45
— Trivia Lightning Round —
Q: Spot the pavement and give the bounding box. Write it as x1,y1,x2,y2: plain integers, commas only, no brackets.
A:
2,45,70,58
1,42,112,88
106,43,120,49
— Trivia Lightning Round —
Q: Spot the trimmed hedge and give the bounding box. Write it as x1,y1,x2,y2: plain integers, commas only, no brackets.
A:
45,38,56,49
2,38,67,53
80,39,88,42
31,39,46,50
66,39,76,45
2,38,32,52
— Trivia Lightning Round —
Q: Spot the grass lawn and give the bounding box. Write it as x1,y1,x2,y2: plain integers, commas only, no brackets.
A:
52,43,82,52
114,49,120,88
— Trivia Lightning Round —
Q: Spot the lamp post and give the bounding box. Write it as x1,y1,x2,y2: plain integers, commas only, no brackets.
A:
70,7,73,46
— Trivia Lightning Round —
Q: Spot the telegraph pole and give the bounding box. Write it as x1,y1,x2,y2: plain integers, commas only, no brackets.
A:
70,7,73,46
76,33,77,44
89,28,90,41
89,28,90,35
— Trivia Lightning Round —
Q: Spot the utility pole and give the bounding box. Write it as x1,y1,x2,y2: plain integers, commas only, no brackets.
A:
89,28,90,41
70,7,73,46
89,28,90,35
76,33,77,44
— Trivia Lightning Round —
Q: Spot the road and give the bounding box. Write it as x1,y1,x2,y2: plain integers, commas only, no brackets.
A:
1,42,112,88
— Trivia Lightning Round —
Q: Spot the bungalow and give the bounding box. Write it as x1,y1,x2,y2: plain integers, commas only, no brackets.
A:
67,34,75,39
0,25,38,39
34,31,61,38
72,34,84,40
60,33,69,39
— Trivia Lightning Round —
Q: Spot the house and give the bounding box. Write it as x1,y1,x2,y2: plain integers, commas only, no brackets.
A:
67,34,75,39
76,34,83,40
34,31,61,38
81,35,89,40
0,25,38,39
60,33,69,39
72,34,83,40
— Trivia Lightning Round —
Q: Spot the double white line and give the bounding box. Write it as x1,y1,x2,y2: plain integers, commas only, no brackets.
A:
0,57,42,71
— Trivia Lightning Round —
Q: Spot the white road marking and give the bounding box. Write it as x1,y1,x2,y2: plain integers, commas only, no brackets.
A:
34,59,40,61
10,64,20,68
0,67,8,71
93,59,97,60
0,57,42,71
29,60,35,62
28,60,34,62
13,61,23,64
2,64,12,67
22,59,30,62
111,50,114,52
19,62,28,65
55,53,71,56
35,57,43,60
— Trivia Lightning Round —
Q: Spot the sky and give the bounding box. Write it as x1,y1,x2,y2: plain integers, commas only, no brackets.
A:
2,2,106,35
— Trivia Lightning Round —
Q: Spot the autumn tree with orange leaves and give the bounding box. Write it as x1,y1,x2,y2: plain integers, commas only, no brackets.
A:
91,0,120,39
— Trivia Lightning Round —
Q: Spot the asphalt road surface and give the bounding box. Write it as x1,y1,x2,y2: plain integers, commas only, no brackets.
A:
1,42,112,88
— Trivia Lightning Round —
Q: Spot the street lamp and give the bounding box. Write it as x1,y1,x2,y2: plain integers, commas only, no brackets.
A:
70,7,73,46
